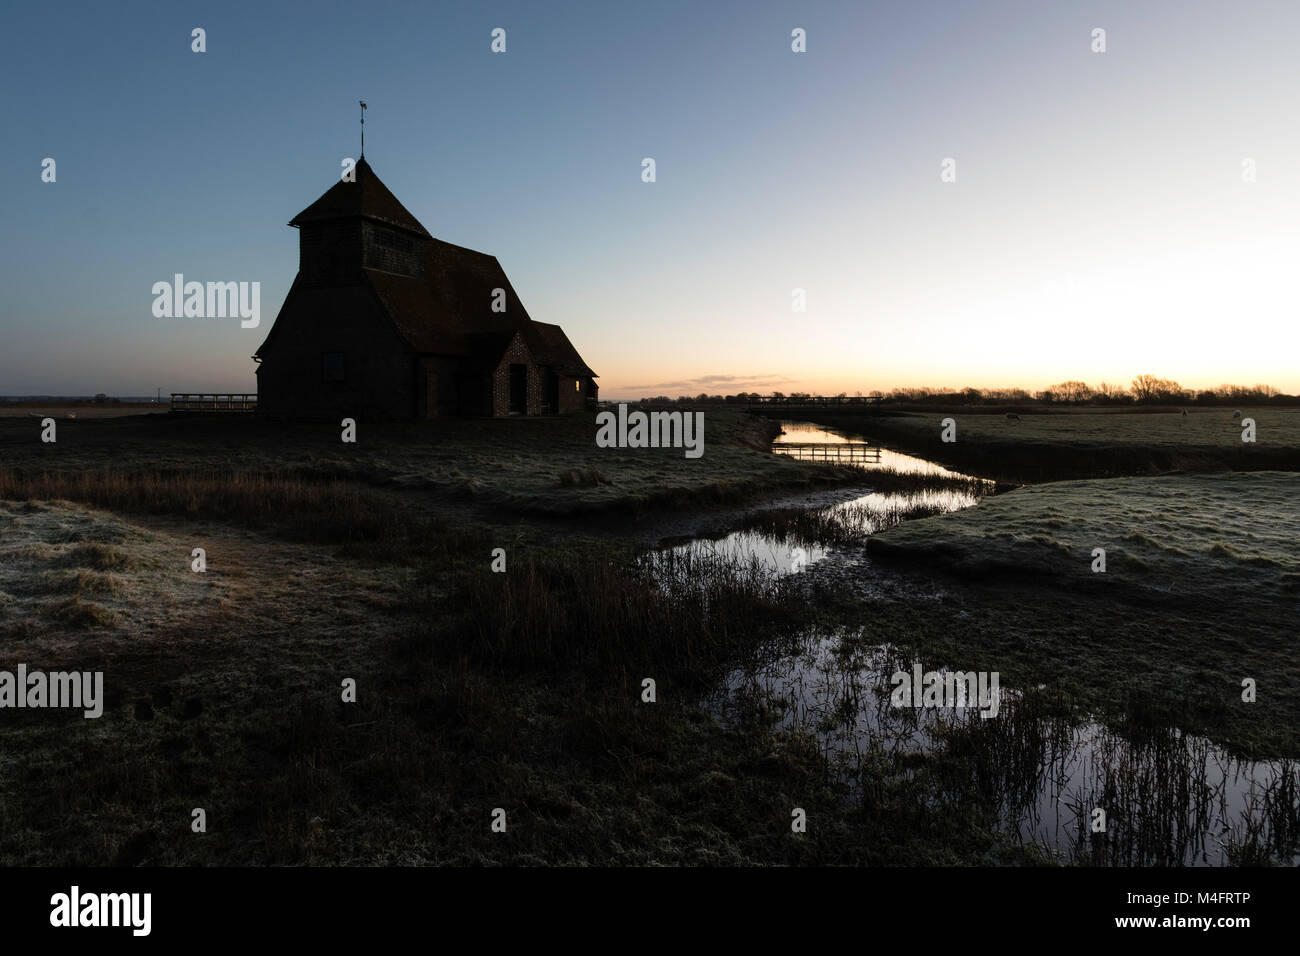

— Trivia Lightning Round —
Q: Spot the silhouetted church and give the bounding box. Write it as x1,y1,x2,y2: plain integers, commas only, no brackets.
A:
254,158,597,419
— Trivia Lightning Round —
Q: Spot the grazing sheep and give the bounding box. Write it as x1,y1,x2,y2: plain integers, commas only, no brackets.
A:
1005,412,1020,421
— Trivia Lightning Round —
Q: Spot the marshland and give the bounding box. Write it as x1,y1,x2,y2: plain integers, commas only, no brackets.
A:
0,405,1296,865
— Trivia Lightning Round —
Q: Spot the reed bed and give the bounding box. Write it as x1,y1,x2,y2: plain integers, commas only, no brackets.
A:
833,465,992,496
738,492,979,547
0,466,487,562
0,466,365,526
418,543,807,684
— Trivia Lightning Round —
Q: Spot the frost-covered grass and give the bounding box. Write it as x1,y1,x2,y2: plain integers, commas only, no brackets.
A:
863,472,1300,756
0,410,860,518
887,406,1300,448
869,472,1300,600
3,410,1295,864
797,407,1300,483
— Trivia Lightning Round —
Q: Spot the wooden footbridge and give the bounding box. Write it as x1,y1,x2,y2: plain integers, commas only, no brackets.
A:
170,393,257,412
773,442,882,463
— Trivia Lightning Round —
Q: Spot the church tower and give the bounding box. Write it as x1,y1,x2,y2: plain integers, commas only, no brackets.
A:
288,158,430,286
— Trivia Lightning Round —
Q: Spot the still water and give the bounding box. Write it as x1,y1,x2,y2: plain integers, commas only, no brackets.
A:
772,420,968,476
709,633,1299,866
669,421,988,575
663,421,1300,865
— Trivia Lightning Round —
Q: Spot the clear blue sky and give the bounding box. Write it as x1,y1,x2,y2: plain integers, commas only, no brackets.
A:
3,0,1299,398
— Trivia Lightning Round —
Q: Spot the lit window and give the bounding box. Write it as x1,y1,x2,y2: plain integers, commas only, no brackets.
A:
574,381,580,392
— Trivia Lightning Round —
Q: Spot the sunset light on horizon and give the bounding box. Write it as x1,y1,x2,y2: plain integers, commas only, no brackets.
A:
4,0,1299,399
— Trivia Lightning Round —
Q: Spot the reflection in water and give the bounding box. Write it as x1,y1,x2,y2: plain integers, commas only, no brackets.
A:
662,490,984,575
708,632,1300,866
658,488,981,576
663,533,827,574
773,421,967,477
662,426,1300,864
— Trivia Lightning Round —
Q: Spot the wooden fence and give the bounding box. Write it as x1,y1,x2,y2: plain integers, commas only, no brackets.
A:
170,393,258,412
773,442,882,463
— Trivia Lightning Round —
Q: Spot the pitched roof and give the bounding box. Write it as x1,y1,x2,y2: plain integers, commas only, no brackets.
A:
270,161,595,377
529,322,596,377
289,157,432,238
254,278,412,358
364,239,596,375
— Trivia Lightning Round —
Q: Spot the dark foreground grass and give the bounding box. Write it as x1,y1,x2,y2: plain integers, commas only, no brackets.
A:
0,522,1049,865
4,415,1295,864
2,484,1288,864
0,469,1062,865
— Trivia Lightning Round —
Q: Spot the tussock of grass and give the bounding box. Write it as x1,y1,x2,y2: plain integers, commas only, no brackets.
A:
14,543,55,561
53,542,135,572
38,569,125,597
557,468,612,488
41,596,118,628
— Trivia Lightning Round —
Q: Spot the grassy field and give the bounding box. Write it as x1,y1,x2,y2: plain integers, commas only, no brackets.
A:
1,405,1297,865
896,405,1300,446
0,404,166,419
0,495,1029,865
796,406,1300,484
0,409,860,519
863,472,1300,755
869,471,1299,593
0,410,892,865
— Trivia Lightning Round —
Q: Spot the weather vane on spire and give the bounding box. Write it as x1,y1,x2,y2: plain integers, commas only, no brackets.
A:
359,101,367,158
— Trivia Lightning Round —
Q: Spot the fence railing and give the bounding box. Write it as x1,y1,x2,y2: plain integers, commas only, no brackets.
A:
773,442,882,463
170,393,258,412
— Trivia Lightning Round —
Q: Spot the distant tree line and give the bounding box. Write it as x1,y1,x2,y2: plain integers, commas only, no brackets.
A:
635,377,1296,406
